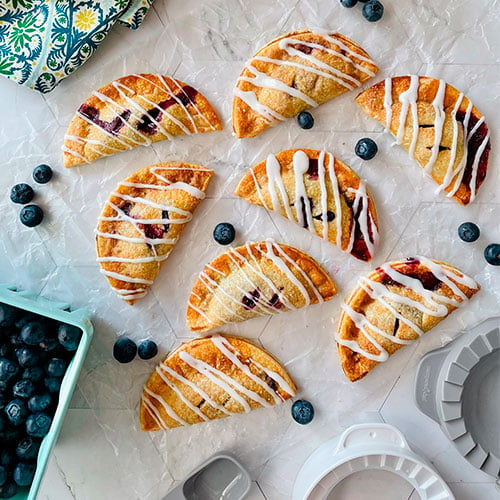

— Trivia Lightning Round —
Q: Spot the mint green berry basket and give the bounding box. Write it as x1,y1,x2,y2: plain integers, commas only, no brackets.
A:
0,284,93,500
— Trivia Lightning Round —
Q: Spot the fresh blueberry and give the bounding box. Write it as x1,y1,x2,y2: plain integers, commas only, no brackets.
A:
4,399,28,427
0,304,18,328
19,205,44,227
0,344,10,358
20,321,47,346
57,324,82,352
28,393,52,413
458,222,480,243
137,340,158,360
12,379,36,399
291,400,315,425
9,184,34,205
0,465,6,487
0,425,23,444
39,336,59,352
22,367,44,384
297,111,314,130
44,377,62,394
213,223,235,245
0,481,18,499
9,333,24,349
0,358,19,384
355,137,378,160
113,337,137,364
14,312,36,330
340,0,357,6
484,243,500,266
26,413,52,438
362,0,384,21
16,437,40,462
32,164,53,184
46,358,67,377
15,348,40,368
13,462,35,487
0,451,14,469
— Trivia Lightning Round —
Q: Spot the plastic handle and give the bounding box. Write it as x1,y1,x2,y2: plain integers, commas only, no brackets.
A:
337,423,408,452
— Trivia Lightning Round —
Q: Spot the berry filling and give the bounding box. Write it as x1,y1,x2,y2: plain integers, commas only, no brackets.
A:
242,289,260,310
347,198,375,262
290,43,313,55
306,159,319,180
267,293,283,310
79,104,131,135
376,265,442,291
313,211,335,222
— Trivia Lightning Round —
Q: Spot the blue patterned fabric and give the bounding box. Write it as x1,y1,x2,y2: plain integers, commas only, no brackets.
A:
0,0,154,93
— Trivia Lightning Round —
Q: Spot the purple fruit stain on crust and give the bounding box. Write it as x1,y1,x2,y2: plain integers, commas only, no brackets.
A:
267,293,283,310
79,104,131,135
307,159,319,180
242,289,260,310
376,259,442,291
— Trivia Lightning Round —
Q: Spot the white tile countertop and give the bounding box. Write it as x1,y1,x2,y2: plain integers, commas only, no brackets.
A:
1,0,499,499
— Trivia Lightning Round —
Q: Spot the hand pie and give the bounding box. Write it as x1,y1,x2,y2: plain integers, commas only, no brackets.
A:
140,334,296,430
337,257,480,382
234,148,379,261
355,76,491,205
63,74,222,167
233,30,379,138
96,162,213,304
187,240,337,333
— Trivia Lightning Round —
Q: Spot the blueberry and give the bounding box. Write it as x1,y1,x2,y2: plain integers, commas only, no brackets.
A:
12,379,36,399
22,367,44,384
458,222,480,243
20,321,47,346
362,0,384,22
9,184,34,205
28,393,52,413
340,0,357,6
13,462,35,487
16,437,40,462
355,137,378,160
46,358,67,377
26,413,52,438
39,336,59,352
137,340,158,360
8,334,24,349
0,344,10,358
15,348,40,368
297,111,314,130
0,451,14,469
0,305,18,328
57,324,82,351
4,399,28,427
0,426,23,444
484,243,500,266
32,164,53,184
213,223,235,245
0,358,19,383
14,312,36,330
44,376,62,394
0,394,6,410
0,465,6,487
0,481,18,499
113,337,137,364
19,204,44,227
291,399,315,425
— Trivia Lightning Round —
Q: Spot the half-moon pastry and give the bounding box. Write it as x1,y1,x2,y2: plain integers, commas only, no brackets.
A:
355,76,491,205
63,73,222,167
140,334,296,430
233,30,379,138
96,162,213,304
337,257,480,382
187,240,337,333
234,148,379,261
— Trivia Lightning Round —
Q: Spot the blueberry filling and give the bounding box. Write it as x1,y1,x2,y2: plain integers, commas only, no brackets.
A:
267,293,283,310
264,374,278,391
348,198,375,262
162,210,170,233
419,124,434,128
392,318,400,336
242,289,260,310
298,197,314,229
78,104,131,135
377,266,442,291
313,211,335,222
290,43,313,55
119,202,133,216
306,159,319,180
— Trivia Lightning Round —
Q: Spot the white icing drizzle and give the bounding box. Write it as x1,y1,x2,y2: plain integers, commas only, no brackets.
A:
317,151,329,240
383,77,393,133
142,393,167,430
265,154,294,219
249,358,296,398
424,79,447,173
233,87,286,124
396,75,420,157
293,150,313,229
143,386,188,427
337,258,478,362
326,153,343,248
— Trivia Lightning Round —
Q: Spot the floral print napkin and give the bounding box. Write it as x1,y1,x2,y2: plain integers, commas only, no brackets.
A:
0,0,154,93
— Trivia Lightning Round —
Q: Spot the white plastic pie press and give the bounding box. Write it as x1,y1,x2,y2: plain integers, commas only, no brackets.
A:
293,422,454,500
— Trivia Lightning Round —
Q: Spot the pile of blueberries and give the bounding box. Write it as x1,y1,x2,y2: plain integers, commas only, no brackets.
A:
340,0,384,22
0,302,81,498
9,164,53,228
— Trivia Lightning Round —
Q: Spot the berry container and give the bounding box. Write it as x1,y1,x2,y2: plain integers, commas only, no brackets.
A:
0,284,93,500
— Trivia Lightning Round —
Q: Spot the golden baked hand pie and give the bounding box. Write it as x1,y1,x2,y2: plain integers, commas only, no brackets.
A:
63,74,222,167
140,334,296,430
355,76,491,205
187,240,337,333
233,30,379,138
96,162,213,304
235,148,379,261
337,257,480,382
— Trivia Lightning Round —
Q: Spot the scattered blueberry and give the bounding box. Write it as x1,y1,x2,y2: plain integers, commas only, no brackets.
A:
138,340,158,360
0,358,19,383
340,0,357,6
484,243,500,266
28,393,51,413
13,462,35,487
458,222,480,243
32,164,53,184
4,399,28,427
0,481,17,499
291,400,315,425
355,137,378,160
22,367,45,384
44,377,62,394
0,465,6,487
362,0,384,22
19,205,44,228
0,305,17,328
113,337,137,364
12,380,36,400
15,348,40,368
9,184,34,205
57,324,82,352
16,437,40,462
20,321,47,346
297,111,314,130
46,358,67,377
26,413,52,438
213,223,235,245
